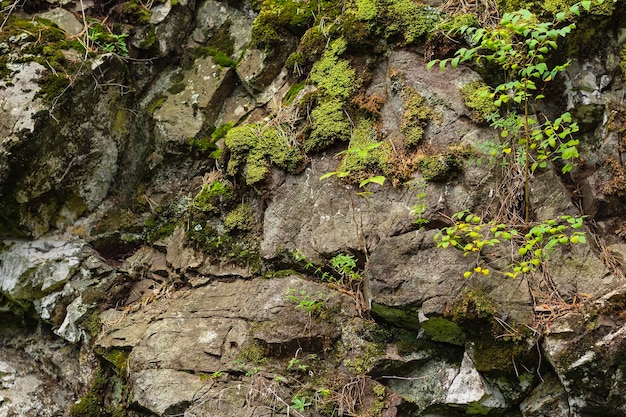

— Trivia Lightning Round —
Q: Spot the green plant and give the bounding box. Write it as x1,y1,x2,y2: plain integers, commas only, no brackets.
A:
425,2,600,282
409,180,429,227
428,1,602,221
435,211,586,278
88,27,129,57
291,395,312,413
286,288,325,316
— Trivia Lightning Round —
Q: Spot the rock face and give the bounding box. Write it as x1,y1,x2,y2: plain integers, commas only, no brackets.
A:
2,1,626,417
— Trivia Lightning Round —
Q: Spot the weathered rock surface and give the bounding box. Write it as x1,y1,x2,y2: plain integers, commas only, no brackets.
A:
97,276,353,415
2,1,626,417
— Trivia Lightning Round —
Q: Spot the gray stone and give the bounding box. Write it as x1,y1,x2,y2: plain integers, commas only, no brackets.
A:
384,358,458,411
149,1,171,24
445,352,506,411
191,0,253,61
131,369,211,415
0,238,82,302
0,62,44,138
152,56,235,151
37,8,84,35
97,276,351,415
519,373,570,417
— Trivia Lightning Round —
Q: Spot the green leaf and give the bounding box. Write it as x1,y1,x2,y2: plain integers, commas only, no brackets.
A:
360,175,386,188
451,56,460,68
570,4,580,15
581,1,592,11
426,60,438,71
320,172,338,180
440,59,448,71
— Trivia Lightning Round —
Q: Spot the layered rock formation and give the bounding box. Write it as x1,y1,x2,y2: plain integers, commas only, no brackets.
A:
2,0,626,416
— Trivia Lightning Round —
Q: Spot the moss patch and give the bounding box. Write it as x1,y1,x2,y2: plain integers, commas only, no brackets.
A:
370,303,421,330
224,203,255,232
309,38,358,100
337,118,391,182
225,124,305,185
306,99,351,152
401,86,432,148
416,153,462,182
193,180,235,213
420,316,466,345
460,80,498,124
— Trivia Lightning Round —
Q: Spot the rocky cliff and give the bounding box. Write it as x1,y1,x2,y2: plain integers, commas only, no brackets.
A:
2,0,626,416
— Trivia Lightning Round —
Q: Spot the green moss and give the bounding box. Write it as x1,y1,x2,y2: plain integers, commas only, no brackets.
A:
417,153,463,182
435,13,479,37
192,180,234,213
122,0,152,24
450,289,497,322
498,0,615,16
190,123,233,153
355,0,378,21
238,342,268,366
70,391,104,417
251,0,337,50
225,124,305,185
147,96,166,115
288,25,329,69
339,118,391,181
283,82,306,104
385,0,441,45
472,337,528,372
195,46,237,67
260,127,305,173
420,316,466,345
186,217,261,269
344,342,384,373
401,86,431,148
204,21,236,57
370,302,421,330
307,99,351,152
143,197,189,243
138,26,157,49
213,122,234,141
225,125,260,177
36,73,71,104
70,369,107,417
224,203,255,232
82,311,102,338
167,82,186,94
460,80,498,124
309,38,358,99
103,349,130,376
244,151,271,185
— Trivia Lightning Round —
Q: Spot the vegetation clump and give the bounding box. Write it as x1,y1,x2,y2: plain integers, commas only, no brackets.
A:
460,80,498,124
339,119,391,181
224,203,255,232
143,197,190,243
400,86,432,147
224,124,305,185
193,180,234,214
416,153,463,182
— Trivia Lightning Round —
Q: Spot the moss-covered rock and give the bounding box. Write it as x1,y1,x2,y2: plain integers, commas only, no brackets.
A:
193,180,235,214
307,99,352,152
460,80,498,124
224,203,255,232
401,86,432,148
224,124,305,185
309,38,359,99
